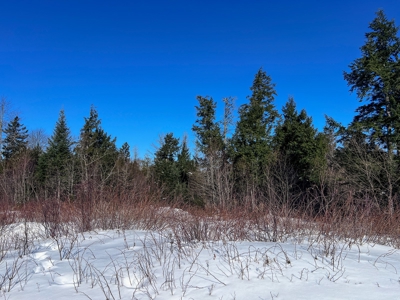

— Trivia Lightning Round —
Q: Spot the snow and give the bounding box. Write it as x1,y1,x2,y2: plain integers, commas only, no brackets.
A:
0,223,400,299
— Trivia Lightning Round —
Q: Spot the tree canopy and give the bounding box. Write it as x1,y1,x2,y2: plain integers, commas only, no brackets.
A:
344,9,400,158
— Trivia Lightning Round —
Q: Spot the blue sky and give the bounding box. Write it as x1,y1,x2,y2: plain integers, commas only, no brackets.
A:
1,0,399,157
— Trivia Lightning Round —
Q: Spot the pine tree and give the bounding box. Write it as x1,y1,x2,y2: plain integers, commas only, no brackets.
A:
231,68,279,178
344,9,400,159
2,116,28,160
37,109,73,200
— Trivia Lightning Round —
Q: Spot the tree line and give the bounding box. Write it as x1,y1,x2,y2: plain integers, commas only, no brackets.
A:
1,10,399,217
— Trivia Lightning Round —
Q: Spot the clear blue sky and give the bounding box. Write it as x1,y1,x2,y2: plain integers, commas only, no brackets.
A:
1,0,399,157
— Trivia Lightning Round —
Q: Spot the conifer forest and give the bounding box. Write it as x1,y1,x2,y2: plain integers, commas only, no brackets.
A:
1,10,400,242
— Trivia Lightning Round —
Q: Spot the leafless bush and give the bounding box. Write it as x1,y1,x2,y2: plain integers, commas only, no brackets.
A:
0,255,29,293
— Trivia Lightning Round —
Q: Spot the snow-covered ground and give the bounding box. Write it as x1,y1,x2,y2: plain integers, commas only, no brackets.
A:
1,222,400,299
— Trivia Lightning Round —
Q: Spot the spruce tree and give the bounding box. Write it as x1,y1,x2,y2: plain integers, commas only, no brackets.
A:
343,9,400,213
192,96,229,206
176,136,195,200
153,133,180,197
231,68,279,178
344,9,400,159
192,96,224,157
119,142,130,161
274,97,323,184
177,136,194,185
37,109,73,200
2,116,28,160
76,106,118,182
77,106,101,159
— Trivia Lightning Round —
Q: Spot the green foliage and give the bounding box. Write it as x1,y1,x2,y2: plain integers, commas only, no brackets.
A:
344,9,400,158
176,136,195,199
177,137,194,185
192,96,234,207
45,110,73,167
119,142,130,161
154,133,195,200
342,9,400,211
231,68,279,177
2,116,28,160
153,133,180,197
192,96,224,157
274,98,327,184
75,106,118,181
37,109,74,199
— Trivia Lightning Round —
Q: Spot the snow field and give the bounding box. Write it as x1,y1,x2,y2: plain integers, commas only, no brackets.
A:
0,223,399,299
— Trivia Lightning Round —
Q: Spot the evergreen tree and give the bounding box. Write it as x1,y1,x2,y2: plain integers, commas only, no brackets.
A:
192,96,224,157
343,9,400,213
274,97,326,184
77,106,101,159
153,133,180,197
119,142,130,162
176,136,195,200
192,96,232,206
344,10,400,159
231,68,279,178
37,109,73,200
2,116,28,160
113,142,135,194
76,106,118,182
